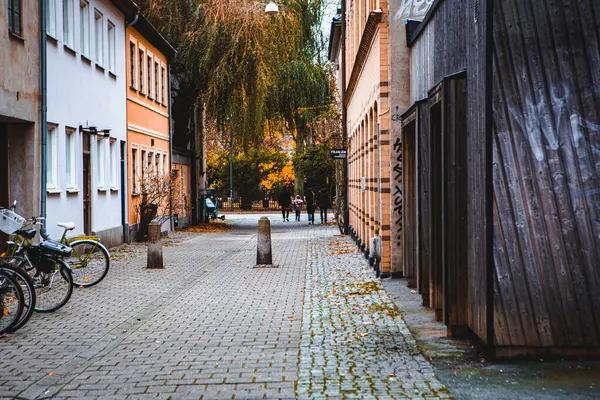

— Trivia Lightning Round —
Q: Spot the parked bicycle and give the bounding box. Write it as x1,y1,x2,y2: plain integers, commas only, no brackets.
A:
0,267,24,335
0,262,36,333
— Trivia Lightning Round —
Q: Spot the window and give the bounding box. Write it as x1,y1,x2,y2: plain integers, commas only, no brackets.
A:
163,153,168,175
129,41,137,89
94,9,103,66
148,151,154,173
107,21,115,73
161,66,167,105
65,127,77,189
96,137,105,188
147,54,153,99
109,139,118,188
63,0,73,47
47,125,59,191
157,153,163,175
131,147,139,193
140,149,147,192
154,61,160,103
138,48,145,94
46,0,57,37
8,0,22,36
80,1,89,57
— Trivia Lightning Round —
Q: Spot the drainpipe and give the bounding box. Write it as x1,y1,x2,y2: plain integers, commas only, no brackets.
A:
120,140,127,242
341,0,349,235
168,66,174,232
40,0,49,240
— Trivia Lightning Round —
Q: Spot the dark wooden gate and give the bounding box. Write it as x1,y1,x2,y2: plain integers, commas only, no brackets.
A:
402,110,418,288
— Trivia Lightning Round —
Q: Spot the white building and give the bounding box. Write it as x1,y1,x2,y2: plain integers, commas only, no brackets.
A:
45,0,137,247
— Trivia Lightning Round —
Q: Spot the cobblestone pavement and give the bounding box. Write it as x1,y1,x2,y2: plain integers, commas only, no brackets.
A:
0,214,449,399
299,232,450,399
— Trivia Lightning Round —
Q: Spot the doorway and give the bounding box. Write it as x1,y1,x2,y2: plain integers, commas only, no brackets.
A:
402,114,418,288
83,134,92,235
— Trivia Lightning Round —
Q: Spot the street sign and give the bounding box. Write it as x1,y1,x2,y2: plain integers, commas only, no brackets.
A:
330,149,348,159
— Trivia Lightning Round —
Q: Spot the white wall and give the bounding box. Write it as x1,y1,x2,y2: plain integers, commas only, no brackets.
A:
46,0,126,239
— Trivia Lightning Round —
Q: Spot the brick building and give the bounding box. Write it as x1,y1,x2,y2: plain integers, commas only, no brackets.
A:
344,1,392,272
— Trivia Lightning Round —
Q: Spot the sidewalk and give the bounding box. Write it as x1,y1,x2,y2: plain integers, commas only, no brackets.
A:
0,215,448,399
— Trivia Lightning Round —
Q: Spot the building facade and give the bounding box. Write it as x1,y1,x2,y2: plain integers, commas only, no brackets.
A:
345,0,393,273
0,1,41,219
125,16,175,239
45,0,136,247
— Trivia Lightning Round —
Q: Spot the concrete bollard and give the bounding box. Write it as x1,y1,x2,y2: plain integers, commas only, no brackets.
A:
147,220,164,269
256,216,273,265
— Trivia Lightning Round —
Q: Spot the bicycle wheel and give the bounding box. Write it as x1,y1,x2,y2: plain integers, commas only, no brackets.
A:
0,270,24,335
67,240,110,287
33,259,73,313
0,265,35,333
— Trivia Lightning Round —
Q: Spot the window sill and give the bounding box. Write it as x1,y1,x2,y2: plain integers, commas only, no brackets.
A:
46,34,58,45
63,44,76,57
97,187,107,192
81,54,92,65
110,186,119,192
95,64,105,73
130,86,138,92
132,192,141,197
66,188,80,194
109,71,117,80
46,188,61,194
8,31,25,43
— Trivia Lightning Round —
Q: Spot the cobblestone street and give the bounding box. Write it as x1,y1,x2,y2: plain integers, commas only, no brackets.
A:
0,215,449,399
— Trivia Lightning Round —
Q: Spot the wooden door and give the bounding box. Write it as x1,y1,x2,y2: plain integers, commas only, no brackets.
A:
402,115,418,288
83,134,92,235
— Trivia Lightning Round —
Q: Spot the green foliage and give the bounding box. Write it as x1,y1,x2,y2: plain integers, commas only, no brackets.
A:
293,142,334,189
208,149,288,204
138,0,335,149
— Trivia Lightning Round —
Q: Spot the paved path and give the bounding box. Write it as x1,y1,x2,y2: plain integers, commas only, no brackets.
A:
0,214,449,399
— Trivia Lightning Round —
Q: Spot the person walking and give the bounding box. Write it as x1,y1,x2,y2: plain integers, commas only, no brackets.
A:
318,188,331,224
293,195,304,222
305,187,315,225
278,189,292,221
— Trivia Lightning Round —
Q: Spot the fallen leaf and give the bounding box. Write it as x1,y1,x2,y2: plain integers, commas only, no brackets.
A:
410,290,417,294
48,372,54,376
357,332,369,337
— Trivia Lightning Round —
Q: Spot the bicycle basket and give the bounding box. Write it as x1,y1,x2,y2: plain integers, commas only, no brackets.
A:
0,209,25,234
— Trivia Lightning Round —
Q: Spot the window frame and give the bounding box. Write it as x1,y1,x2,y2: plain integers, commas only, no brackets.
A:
161,64,167,106
63,0,74,47
96,137,105,190
131,145,139,194
109,138,118,189
154,58,160,104
46,124,59,192
107,20,116,73
129,38,137,90
65,127,78,190
79,0,90,57
8,0,23,37
147,52,154,100
94,9,103,67
46,0,57,38
138,45,146,95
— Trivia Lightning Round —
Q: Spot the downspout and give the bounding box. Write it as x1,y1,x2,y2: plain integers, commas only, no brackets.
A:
40,0,49,240
122,12,139,243
168,65,174,232
341,0,349,235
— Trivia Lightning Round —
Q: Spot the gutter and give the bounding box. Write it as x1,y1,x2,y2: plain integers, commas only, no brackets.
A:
40,0,49,239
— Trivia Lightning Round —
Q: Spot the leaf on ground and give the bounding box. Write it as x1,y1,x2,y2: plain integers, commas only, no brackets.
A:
357,332,369,337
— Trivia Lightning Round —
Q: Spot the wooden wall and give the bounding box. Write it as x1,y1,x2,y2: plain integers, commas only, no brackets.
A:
492,0,600,347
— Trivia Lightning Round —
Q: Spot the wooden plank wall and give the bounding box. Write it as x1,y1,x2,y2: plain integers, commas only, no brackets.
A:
417,101,431,306
492,0,600,347
465,0,492,344
402,118,418,287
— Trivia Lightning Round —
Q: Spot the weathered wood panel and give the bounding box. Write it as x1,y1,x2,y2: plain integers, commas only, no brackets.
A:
465,0,492,344
418,101,431,305
402,116,418,287
443,77,469,333
492,0,600,346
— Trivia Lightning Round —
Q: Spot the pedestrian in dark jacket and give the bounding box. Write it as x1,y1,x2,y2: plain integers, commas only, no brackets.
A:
305,187,315,225
278,189,292,221
318,188,331,224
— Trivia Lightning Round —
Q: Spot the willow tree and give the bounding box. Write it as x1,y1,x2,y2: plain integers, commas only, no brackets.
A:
139,0,336,195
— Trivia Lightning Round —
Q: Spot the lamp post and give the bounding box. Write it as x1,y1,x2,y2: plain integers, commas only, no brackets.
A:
265,1,279,14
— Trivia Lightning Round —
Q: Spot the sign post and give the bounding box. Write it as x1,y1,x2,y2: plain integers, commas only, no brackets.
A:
330,149,348,159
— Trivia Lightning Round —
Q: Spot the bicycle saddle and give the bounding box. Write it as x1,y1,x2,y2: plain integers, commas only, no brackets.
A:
57,222,75,231
16,228,36,239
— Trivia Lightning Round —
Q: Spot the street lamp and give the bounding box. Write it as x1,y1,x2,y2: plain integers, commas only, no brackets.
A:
265,1,279,14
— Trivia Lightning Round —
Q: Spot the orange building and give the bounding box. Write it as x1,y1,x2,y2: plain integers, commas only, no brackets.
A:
125,16,175,239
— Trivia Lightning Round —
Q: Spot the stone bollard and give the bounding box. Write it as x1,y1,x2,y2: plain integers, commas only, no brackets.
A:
256,216,273,265
147,220,164,269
